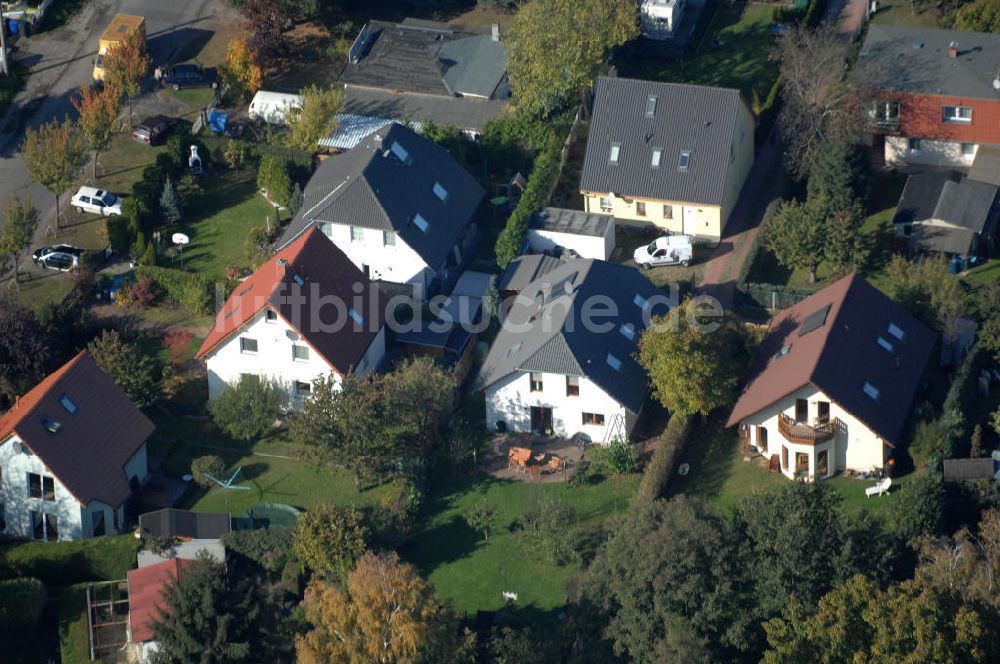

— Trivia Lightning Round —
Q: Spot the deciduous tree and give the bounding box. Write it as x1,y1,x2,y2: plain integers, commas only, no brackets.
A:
0,297,50,406
239,0,288,67
72,83,123,179
463,499,498,542
20,117,84,230
292,503,367,580
295,551,460,664
955,0,1000,32
638,300,749,416
0,196,39,287
223,37,263,100
86,329,161,407
284,84,342,152
151,556,259,663
881,255,965,341
383,356,455,457
103,28,151,130
762,197,827,283
506,0,639,117
209,374,280,441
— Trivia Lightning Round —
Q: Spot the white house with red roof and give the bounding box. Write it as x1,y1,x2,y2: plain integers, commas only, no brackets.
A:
196,227,387,407
127,557,195,662
0,351,153,541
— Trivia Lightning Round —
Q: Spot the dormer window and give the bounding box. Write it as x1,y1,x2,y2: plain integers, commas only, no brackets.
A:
651,148,662,169
414,213,429,233
433,182,449,202
609,144,621,164
41,418,61,434
264,309,277,322
645,95,657,118
59,395,78,414
677,151,691,172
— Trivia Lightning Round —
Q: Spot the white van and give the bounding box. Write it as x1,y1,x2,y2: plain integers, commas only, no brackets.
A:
633,234,693,268
248,91,303,126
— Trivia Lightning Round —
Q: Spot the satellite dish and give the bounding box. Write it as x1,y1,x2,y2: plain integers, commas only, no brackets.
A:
11,441,22,454
285,330,299,341
172,233,190,246
993,78,1000,91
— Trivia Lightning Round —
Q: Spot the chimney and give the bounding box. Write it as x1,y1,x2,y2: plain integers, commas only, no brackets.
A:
949,40,958,58
277,258,288,277
491,23,500,42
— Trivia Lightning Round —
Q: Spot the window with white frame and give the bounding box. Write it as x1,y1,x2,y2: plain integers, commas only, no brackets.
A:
295,380,312,395
383,230,396,246
599,197,613,212
566,375,579,396
28,473,55,501
636,201,646,217
942,105,972,123
582,412,605,426
530,372,543,392
350,226,364,242
609,144,621,164
663,204,673,220
292,344,310,361
651,148,662,169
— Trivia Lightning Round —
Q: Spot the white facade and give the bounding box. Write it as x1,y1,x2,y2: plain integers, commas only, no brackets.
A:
484,370,638,444
318,221,437,299
204,307,387,408
738,385,888,481
641,0,685,36
526,221,616,260
886,135,980,168
0,434,147,541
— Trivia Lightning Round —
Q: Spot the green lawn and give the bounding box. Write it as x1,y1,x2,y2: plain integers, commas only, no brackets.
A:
149,413,401,515
173,174,281,278
668,416,905,518
964,258,1000,290
621,3,779,101
870,1,944,28
401,472,638,617
58,584,92,664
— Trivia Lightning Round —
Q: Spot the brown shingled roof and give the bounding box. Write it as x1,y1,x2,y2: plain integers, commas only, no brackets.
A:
0,351,154,506
196,227,385,374
727,274,936,446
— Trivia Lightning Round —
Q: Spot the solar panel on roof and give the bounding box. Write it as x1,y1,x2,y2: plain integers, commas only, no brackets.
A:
798,304,832,337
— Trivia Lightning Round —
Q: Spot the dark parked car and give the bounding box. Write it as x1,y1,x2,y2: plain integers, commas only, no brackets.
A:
33,244,85,265
161,64,218,91
36,252,79,272
132,115,176,145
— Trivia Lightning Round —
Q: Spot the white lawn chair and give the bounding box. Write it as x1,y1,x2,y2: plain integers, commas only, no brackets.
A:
865,477,892,498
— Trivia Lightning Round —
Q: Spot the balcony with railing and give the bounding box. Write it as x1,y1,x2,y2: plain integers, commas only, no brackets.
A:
869,101,901,133
777,413,838,445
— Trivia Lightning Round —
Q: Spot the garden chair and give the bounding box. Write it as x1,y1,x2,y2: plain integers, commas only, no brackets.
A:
865,477,892,498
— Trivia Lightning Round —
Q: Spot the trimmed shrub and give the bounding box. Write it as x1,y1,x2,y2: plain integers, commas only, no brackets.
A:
0,536,139,585
135,265,215,315
222,527,293,573
106,214,131,254
257,153,293,207
0,577,46,631
191,455,225,488
636,414,694,505
594,438,640,474
495,133,562,268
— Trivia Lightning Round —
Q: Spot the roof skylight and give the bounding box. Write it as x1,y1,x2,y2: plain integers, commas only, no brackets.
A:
606,353,622,371
798,304,832,337
887,323,905,341
645,95,657,118
42,417,61,434
633,293,648,310
651,148,662,169
619,323,636,341
348,308,364,325
877,336,894,352
609,144,621,164
433,182,449,202
862,381,880,401
506,342,522,358
389,141,411,164
414,213,429,233
293,275,305,286
677,151,690,172
59,395,78,415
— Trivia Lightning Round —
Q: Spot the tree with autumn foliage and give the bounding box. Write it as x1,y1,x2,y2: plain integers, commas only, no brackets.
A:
72,84,123,178
20,117,85,230
284,84,343,151
103,28,150,130
223,37,262,100
296,551,464,664
0,197,39,288
240,0,287,67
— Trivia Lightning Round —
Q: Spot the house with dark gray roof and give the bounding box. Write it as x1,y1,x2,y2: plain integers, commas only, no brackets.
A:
338,18,510,138
859,25,1000,167
892,170,999,257
579,75,754,241
475,259,668,443
727,274,936,481
278,124,485,299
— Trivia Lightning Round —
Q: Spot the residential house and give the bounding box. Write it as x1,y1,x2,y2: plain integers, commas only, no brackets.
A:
860,25,1000,167
641,0,686,38
579,75,755,241
196,227,387,407
127,558,195,662
892,169,999,258
0,351,153,541
727,274,936,481
498,254,565,299
475,259,668,443
278,124,485,300
332,18,509,144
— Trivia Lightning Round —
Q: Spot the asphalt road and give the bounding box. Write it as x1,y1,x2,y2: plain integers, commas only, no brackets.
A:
0,0,220,234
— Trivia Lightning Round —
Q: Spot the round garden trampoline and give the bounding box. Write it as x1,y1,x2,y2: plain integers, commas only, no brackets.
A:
240,503,301,530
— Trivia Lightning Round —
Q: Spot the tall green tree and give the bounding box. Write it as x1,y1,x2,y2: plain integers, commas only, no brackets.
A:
763,197,828,283
159,177,183,225
0,196,39,287
506,0,638,116
638,300,749,416
20,117,84,231
881,255,965,340
956,0,1000,32
0,297,50,405
151,556,260,664
103,28,151,130
209,374,280,441
383,356,455,457
292,503,368,581
86,329,161,407
284,84,342,151
581,497,755,662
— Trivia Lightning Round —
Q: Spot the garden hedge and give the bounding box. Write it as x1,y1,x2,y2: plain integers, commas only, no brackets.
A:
636,413,694,505
0,577,46,631
495,134,563,269
0,535,138,586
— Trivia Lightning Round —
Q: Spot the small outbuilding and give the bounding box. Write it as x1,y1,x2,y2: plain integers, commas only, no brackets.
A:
527,207,616,260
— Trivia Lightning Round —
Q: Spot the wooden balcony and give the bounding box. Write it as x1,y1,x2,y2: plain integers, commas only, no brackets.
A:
777,413,838,445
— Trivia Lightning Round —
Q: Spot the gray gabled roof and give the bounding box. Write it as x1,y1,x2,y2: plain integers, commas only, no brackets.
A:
432,35,509,98
278,124,485,268
892,170,998,255
859,24,1000,100
580,76,748,206
498,254,564,292
475,259,668,413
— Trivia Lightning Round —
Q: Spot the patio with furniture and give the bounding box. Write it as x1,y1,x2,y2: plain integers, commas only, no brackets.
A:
485,434,581,483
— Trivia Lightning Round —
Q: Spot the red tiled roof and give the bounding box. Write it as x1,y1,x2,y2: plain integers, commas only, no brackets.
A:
127,558,195,643
196,227,385,374
0,351,154,506
727,274,936,445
